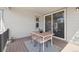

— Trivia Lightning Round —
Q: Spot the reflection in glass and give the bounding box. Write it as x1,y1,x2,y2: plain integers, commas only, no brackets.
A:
53,11,64,38
45,15,51,32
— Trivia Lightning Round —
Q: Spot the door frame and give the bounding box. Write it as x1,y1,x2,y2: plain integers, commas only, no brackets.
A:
44,14,52,32
44,8,67,41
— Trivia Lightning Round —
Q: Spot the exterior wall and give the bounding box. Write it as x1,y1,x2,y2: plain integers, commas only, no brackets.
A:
39,16,44,31
66,7,79,41
3,8,41,39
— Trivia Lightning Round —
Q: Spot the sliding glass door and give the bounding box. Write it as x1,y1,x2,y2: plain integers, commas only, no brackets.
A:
53,11,64,38
44,10,66,39
45,15,51,32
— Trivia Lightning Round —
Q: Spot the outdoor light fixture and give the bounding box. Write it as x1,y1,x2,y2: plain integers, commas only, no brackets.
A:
76,7,79,11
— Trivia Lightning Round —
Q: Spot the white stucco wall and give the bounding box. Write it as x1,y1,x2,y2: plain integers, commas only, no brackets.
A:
3,8,41,39
66,8,79,41
39,16,44,30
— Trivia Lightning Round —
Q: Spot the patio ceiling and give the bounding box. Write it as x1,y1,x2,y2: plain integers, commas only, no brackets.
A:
10,7,63,15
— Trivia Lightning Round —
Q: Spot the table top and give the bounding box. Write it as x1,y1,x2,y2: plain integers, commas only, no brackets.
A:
31,32,53,43
31,32,53,37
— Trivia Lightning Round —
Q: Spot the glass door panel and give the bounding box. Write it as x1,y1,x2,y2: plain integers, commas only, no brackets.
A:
53,11,64,38
45,15,51,32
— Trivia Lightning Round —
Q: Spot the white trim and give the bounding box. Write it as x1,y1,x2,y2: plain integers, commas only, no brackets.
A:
43,15,45,32
53,36,68,44
52,8,67,40
43,8,67,41
44,14,52,32
51,13,53,33
3,40,11,52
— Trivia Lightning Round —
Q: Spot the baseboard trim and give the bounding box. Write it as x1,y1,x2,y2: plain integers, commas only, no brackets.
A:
53,36,68,42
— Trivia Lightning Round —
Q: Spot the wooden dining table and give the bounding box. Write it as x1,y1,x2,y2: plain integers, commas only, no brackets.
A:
31,32,53,52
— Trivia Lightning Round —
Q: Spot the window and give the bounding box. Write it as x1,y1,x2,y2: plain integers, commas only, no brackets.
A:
35,17,39,28
0,10,6,33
